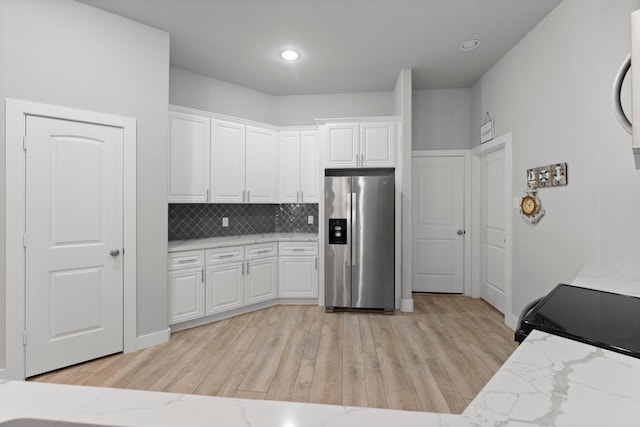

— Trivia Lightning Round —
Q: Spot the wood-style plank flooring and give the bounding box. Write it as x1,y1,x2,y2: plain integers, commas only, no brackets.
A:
31,294,518,414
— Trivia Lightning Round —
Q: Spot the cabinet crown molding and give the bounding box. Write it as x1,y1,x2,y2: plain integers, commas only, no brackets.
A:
315,116,401,125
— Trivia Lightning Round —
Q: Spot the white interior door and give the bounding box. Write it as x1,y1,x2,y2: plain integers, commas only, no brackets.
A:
480,148,506,312
25,115,124,377
412,156,465,293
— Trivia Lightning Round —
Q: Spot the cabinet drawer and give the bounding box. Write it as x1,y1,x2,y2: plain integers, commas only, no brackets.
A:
168,250,205,271
278,241,318,256
246,242,278,260
206,246,245,265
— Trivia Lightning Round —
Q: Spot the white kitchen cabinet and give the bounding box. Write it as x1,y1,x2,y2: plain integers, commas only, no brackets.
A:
360,122,395,167
245,126,278,203
325,121,396,168
280,130,320,203
210,119,277,203
210,119,246,203
245,242,278,304
168,267,205,324
206,261,245,315
325,123,359,168
168,110,211,203
278,242,318,298
168,250,205,325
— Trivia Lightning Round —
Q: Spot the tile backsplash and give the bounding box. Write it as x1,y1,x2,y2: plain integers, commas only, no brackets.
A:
169,203,319,240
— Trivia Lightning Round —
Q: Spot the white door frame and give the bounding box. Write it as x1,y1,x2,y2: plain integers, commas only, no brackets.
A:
4,99,137,380
471,133,515,329
411,150,472,296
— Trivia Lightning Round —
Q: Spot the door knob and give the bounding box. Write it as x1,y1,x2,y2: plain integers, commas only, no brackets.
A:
110,249,120,256
457,229,465,235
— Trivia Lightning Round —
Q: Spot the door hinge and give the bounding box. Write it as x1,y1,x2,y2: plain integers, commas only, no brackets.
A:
23,136,28,151
23,234,28,247
23,331,27,345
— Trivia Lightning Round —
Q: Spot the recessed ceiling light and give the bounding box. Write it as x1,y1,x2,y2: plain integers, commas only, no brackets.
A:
459,39,481,51
280,49,300,61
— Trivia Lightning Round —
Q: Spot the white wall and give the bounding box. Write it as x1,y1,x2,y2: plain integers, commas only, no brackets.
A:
412,89,471,150
472,0,640,322
170,67,394,126
0,0,170,368
170,67,277,124
275,92,394,126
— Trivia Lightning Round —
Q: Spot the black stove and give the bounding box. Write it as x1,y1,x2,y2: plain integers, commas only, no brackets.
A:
515,283,640,359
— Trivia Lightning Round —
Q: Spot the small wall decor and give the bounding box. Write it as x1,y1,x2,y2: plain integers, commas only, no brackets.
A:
527,162,567,189
520,190,545,224
480,112,494,144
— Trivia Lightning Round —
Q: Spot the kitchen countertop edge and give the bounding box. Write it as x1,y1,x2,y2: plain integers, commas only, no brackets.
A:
168,232,319,252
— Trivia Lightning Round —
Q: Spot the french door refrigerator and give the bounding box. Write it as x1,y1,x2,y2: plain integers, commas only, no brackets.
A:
324,168,395,312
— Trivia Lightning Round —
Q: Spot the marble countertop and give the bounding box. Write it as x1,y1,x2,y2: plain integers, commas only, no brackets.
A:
463,329,640,426
0,380,469,427
168,233,319,252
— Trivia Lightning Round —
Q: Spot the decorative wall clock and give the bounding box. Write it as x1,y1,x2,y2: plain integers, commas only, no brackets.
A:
520,190,545,224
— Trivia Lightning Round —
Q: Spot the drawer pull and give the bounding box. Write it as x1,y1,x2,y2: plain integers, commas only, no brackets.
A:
292,248,306,252
219,254,235,259
178,259,197,263
257,249,270,254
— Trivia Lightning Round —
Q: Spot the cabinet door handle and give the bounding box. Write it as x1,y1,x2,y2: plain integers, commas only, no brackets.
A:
315,257,318,270
300,191,304,202
361,153,364,166
247,191,250,202
219,254,234,259
257,249,270,254
242,262,244,275
242,190,246,202
247,262,250,275
292,248,305,252
178,259,195,263
201,267,204,283
206,189,210,202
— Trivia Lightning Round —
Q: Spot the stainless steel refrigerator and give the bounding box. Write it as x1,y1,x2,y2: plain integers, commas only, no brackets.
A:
324,168,395,313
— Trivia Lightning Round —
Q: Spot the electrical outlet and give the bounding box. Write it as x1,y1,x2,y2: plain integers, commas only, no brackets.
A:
308,215,314,224
222,217,229,227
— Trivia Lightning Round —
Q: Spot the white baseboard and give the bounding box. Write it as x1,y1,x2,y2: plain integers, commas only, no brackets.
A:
400,298,414,312
128,328,170,353
506,313,518,331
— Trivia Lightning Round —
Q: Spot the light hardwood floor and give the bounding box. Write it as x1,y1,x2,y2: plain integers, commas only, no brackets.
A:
31,294,518,414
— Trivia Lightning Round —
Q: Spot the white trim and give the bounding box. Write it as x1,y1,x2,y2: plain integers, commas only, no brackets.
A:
130,328,170,351
3,99,138,380
315,116,401,125
471,133,514,329
400,298,414,312
411,150,472,295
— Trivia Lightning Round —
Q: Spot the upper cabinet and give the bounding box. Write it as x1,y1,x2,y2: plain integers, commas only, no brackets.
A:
280,129,320,203
324,121,396,168
168,110,211,203
210,119,278,203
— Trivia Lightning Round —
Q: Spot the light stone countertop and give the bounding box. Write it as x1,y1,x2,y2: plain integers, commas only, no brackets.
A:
463,329,640,426
168,232,319,252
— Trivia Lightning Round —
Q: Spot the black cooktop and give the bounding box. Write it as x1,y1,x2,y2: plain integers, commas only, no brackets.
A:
519,284,640,359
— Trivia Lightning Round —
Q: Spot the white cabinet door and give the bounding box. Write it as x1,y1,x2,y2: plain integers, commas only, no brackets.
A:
168,111,210,203
325,123,358,168
279,256,318,298
360,122,395,167
168,267,204,325
206,262,245,315
246,257,277,304
300,130,320,202
245,125,278,203
211,119,246,203
279,131,301,203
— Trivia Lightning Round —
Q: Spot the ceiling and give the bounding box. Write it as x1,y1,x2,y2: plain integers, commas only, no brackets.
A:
76,0,562,96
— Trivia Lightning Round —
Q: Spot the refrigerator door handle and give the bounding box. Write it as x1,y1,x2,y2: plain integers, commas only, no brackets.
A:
351,191,357,266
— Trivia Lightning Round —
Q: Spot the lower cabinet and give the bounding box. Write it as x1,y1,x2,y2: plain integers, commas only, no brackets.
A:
246,256,278,304
168,267,205,324
279,242,318,298
169,240,318,327
205,261,245,315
